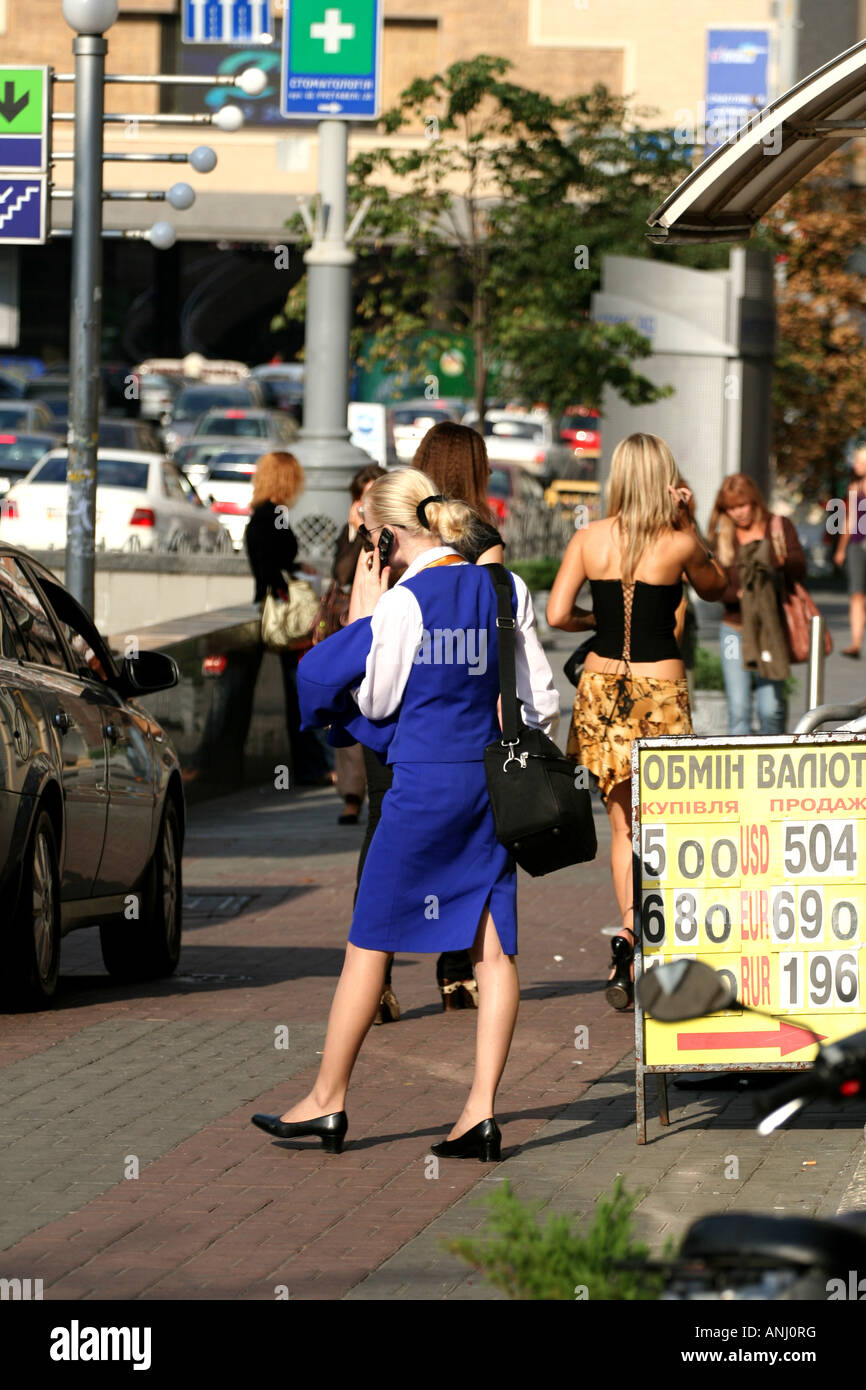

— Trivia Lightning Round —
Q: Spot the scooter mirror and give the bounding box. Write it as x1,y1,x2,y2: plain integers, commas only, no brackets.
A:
637,959,736,1021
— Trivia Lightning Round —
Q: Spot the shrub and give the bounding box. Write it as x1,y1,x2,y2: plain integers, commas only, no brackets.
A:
693,644,725,691
443,1176,665,1300
508,557,560,592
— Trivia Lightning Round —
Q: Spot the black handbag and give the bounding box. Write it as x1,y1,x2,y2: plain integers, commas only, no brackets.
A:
483,565,597,877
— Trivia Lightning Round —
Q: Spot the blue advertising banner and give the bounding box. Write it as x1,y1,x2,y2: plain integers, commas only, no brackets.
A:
175,24,283,126
183,0,273,44
705,28,770,152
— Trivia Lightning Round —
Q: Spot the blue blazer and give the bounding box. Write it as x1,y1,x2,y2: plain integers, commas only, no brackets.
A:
296,617,396,758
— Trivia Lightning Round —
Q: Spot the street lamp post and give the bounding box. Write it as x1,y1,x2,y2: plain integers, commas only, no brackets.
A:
62,0,118,615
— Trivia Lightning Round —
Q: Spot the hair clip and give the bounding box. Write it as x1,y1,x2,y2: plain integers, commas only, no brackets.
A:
416,494,447,529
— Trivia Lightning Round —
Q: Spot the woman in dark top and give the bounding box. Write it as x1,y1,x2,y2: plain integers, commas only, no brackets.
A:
548,433,726,1008
708,473,807,735
245,451,333,786
354,421,505,1022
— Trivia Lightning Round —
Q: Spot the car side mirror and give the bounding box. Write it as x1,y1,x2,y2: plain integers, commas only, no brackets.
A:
121,650,179,696
636,959,736,1021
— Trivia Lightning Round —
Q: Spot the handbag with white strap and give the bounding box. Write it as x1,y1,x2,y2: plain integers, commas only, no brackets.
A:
261,578,321,651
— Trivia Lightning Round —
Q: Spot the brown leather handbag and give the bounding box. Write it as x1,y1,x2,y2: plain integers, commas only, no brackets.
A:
770,516,832,664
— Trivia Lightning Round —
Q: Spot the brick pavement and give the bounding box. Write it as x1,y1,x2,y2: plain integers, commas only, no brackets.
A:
1,619,865,1301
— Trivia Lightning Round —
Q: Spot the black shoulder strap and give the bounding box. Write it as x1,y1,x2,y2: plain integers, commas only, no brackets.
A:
484,563,522,743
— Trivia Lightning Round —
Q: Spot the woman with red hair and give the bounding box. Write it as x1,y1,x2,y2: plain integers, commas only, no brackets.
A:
708,473,806,735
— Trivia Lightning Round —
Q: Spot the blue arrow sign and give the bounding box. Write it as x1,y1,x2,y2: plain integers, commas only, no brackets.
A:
0,175,46,244
282,0,383,121
183,0,272,44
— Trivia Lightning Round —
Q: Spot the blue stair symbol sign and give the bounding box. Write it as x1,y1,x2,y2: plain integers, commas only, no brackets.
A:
0,177,44,242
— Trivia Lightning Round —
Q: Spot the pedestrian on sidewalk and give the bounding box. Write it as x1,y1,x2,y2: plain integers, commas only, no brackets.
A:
547,433,726,1008
251,466,559,1161
244,450,335,787
833,444,866,658
708,473,806,732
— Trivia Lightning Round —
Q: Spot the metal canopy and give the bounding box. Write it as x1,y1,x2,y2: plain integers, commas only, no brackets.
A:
647,37,866,245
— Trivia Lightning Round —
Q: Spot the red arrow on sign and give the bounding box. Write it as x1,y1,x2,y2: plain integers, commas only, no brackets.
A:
677,1021,825,1057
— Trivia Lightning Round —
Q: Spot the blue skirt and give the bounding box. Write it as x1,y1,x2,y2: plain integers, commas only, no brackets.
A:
349,761,517,955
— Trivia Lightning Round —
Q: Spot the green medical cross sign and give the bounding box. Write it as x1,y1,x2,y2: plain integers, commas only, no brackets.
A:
282,0,382,119
290,2,375,75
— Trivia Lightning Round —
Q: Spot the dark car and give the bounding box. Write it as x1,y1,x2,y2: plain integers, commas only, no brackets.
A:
22,375,75,426
97,417,161,452
0,546,184,1008
0,432,58,495
162,381,265,454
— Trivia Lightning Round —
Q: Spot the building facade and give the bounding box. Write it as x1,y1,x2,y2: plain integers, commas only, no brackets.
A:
1,0,862,360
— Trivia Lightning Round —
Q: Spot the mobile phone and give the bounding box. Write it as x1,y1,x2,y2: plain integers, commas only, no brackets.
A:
378,528,394,567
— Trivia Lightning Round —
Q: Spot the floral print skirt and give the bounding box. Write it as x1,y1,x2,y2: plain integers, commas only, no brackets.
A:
566,670,693,802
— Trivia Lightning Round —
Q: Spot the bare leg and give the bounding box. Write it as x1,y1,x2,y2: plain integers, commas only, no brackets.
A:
606,779,635,976
849,592,865,653
446,907,519,1141
279,943,389,1121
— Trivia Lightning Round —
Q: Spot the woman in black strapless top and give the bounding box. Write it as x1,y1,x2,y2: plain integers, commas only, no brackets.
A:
547,435,726,1009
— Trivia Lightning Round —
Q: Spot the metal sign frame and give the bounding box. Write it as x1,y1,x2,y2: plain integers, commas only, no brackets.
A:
281,0,384,122
0,64,51,172
632,732,866,1144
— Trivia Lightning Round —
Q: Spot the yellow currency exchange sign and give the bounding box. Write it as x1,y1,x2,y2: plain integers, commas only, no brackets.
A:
633,737,866,1068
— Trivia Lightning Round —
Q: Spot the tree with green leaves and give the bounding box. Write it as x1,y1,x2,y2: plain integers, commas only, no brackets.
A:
276,56,704,420
754,153,866,500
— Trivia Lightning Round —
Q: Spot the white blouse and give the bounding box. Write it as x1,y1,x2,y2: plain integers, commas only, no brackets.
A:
352,546,560,740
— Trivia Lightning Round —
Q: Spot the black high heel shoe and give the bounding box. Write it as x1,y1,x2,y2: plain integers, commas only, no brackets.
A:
431,1118,501,1162
251,1110,348,1153
605,933,634,1010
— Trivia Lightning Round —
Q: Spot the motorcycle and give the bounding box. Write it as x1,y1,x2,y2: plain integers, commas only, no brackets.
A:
634,959,866,1299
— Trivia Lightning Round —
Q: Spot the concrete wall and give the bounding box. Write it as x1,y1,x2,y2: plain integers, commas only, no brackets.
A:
591,248,775,532
26,551,257,634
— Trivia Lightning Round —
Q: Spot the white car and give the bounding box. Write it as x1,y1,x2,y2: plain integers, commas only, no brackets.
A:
391,400,461,462
198,450,259,549
462,409,555,475
0,448,227,553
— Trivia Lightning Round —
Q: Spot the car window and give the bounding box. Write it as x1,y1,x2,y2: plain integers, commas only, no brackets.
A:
393,409,451,427
196,413,266,438
0,437,52,471
0,405,27,427
35,573,115,683
173,387,254,421
0,590,26,660
0,556,69,670
485,420,544,442
162,462,188,501
31,456,150,489
487,469,512,498
206,462,257,483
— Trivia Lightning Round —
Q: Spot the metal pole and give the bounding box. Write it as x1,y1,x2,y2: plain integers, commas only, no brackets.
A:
66,32,108,614
806,614,825,711
776,0,801,95
304,120,352,447
290,120,374,556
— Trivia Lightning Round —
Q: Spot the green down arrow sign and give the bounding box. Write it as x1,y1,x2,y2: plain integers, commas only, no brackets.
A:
0,70,44,134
